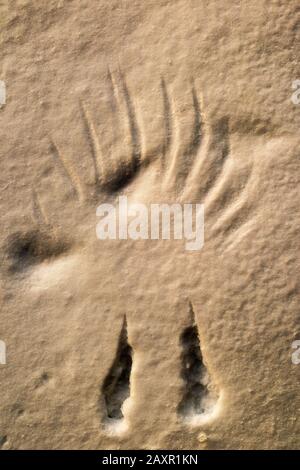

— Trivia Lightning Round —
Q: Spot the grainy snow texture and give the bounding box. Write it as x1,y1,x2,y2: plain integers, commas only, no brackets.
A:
0,0,300,450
